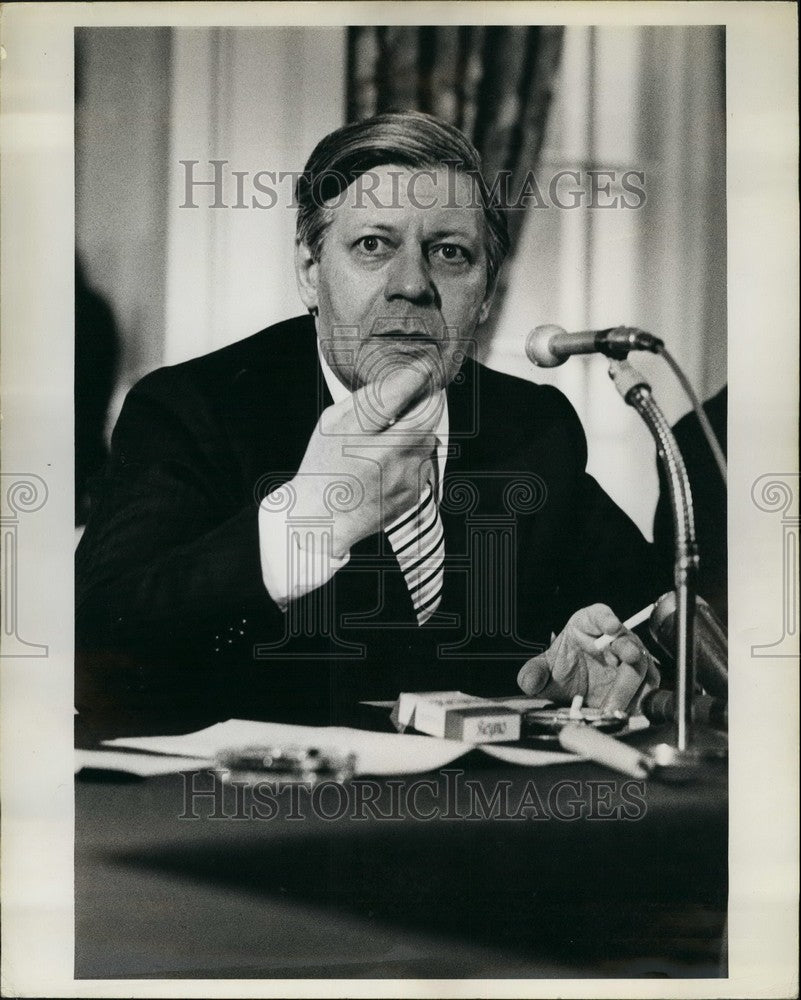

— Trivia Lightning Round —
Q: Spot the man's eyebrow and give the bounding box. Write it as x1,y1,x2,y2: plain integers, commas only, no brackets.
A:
346,221,399,234
425,227,481,243
343,221,481,244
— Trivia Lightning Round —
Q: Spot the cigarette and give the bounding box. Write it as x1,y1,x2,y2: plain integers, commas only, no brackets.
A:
593,603,655,652
569,694,584,719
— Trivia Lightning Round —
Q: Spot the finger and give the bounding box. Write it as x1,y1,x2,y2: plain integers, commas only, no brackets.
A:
601,653,652,713
569,604,623,648
389,455,435,515
392,396,444,438
537,675,586,704
517,656,551,696
518,655,589,704
352,367,431,430
603,647,622,672
628,658,662,715
386,379,445,447
417,454,435,490
606,632,644,666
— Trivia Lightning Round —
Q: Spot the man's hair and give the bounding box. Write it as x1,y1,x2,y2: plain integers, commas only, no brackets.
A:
295,110,510,287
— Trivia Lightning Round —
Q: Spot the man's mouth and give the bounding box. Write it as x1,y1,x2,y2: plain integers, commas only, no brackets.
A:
371,331,437,342
369,318,442,344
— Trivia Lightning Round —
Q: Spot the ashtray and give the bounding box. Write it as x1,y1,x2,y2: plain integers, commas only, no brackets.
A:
214,744,357,785
522,706,629,744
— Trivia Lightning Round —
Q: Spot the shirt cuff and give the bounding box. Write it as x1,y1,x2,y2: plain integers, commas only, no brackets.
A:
258,491,351,611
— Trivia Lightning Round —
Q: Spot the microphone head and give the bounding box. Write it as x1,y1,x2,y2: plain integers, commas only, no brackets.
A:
525,325,567,368
648,591,676,655
648,591,728,698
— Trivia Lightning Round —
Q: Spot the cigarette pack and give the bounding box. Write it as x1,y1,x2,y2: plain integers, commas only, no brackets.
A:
397,690,521,743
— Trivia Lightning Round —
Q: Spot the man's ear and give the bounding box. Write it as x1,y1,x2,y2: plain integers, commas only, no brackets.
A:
294,241,319,313
478,276,498,325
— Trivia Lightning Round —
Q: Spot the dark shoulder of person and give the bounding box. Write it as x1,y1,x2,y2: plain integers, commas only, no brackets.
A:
455,357,589,469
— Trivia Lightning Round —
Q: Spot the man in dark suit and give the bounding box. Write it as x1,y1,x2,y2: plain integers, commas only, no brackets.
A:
76,111,659,738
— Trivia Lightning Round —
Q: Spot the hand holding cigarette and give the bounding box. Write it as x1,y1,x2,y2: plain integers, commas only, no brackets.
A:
517,603,661,714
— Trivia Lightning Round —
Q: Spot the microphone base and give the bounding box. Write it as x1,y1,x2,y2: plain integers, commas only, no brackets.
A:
650,741,727,782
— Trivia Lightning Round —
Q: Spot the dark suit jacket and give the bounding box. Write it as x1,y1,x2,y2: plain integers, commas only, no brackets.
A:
76,315,656,736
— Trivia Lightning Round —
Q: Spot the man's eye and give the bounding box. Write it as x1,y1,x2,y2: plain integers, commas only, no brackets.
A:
355,235,386,253
431,244,469,263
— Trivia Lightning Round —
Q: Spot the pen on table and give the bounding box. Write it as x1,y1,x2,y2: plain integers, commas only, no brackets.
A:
593,603,655,652
558,723,654,779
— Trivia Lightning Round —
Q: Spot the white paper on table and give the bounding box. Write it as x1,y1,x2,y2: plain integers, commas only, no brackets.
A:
75,749,211,777
102,719,471,776
97,714,651,778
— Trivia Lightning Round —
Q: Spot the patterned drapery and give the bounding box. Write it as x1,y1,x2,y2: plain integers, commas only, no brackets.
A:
347,25,564,263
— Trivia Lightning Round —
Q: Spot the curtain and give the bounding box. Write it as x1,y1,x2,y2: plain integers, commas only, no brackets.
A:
488,26,727,536
347,26,565,323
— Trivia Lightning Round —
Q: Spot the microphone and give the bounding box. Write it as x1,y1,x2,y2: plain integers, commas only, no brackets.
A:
641,690,728,732
526,324,664,368
649,592,728,699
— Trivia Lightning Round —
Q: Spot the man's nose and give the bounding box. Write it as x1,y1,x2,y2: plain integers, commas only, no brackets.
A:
383,247,436,304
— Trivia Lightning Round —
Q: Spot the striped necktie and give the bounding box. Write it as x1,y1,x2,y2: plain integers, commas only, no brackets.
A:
385,457,445,626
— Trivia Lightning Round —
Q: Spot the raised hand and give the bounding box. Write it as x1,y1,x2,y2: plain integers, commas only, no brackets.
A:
288,366,441,558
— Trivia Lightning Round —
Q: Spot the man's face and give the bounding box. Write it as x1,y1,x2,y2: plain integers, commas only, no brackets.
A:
296,164,494,394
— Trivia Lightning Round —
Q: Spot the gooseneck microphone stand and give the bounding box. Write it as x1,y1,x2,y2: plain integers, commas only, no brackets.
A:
608,360,700,754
